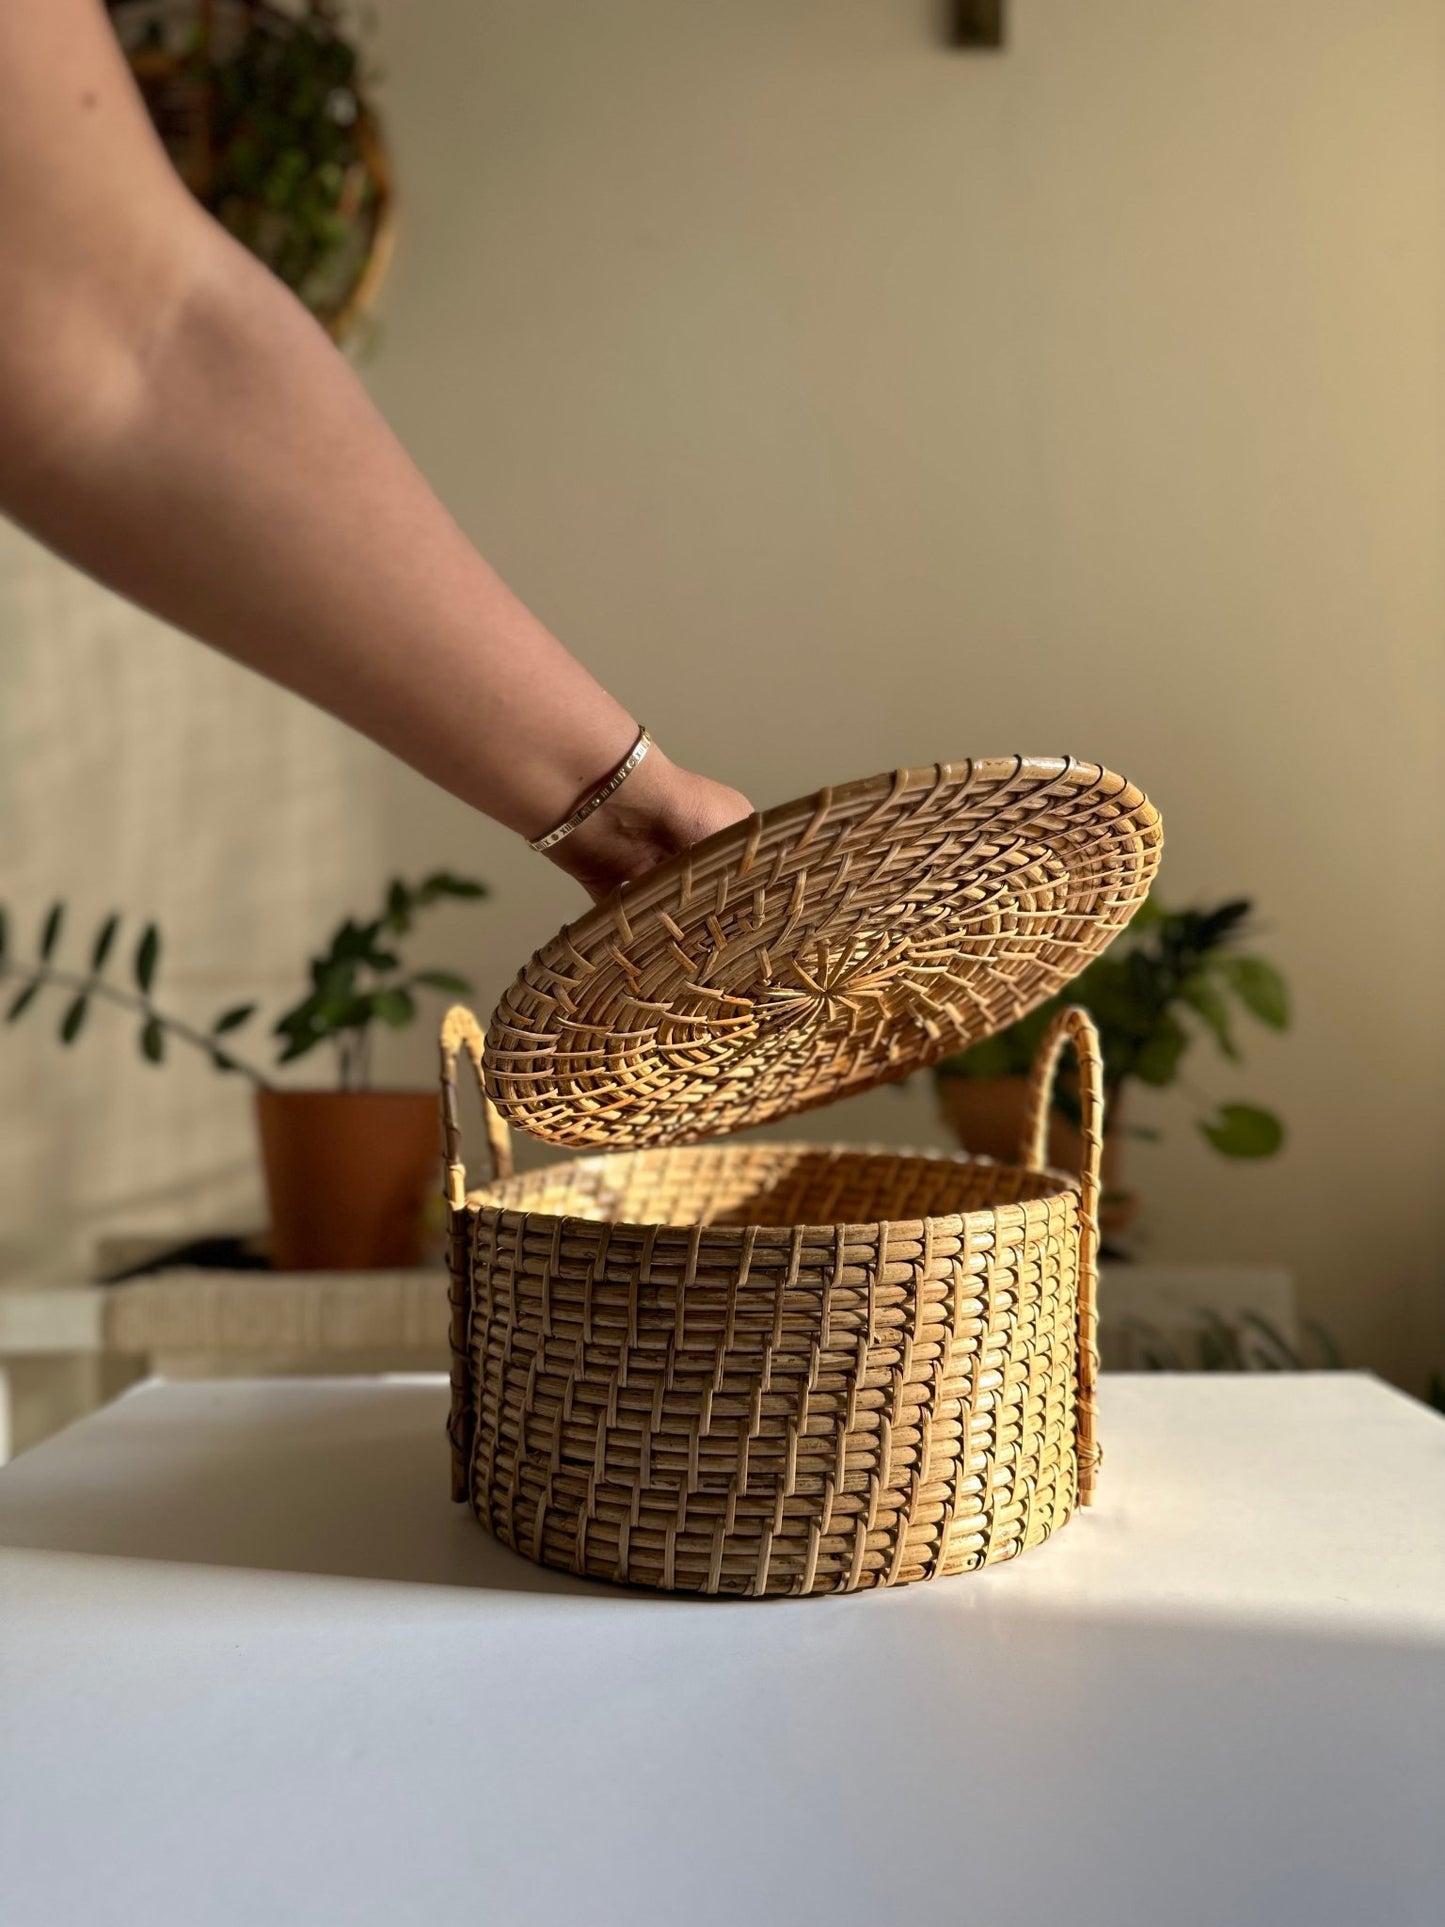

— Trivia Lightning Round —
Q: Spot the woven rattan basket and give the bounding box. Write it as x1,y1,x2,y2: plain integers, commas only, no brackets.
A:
443,758,1161,1596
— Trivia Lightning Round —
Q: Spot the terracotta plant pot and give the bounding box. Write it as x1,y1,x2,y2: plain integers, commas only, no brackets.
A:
935,1074,1138,1241
254,1088,440,1271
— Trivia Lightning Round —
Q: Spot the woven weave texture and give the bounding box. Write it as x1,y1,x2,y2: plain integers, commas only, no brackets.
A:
486,756,1161,1150
452,1139,1085,1595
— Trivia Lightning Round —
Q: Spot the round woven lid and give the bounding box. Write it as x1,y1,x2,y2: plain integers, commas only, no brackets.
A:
486,756,1162,1150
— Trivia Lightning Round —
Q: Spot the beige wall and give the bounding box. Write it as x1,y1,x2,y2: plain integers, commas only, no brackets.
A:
2,0,1442,1386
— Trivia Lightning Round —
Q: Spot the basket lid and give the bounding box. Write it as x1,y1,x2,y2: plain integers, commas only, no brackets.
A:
485,756,1161,1150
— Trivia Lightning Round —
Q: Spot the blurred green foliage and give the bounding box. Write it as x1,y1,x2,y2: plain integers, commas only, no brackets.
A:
936,895,1290,1160
1,873,486,1089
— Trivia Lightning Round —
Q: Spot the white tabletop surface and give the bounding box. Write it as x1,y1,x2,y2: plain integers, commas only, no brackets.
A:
1,1373,1441,1927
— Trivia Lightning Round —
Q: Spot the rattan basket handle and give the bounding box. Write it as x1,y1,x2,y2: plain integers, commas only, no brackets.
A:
439,1005,514,1203
1020,1005,1104,1506
440,1006,513,1505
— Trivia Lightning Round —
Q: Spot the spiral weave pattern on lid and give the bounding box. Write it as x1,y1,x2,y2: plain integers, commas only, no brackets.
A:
485,757,1161,1150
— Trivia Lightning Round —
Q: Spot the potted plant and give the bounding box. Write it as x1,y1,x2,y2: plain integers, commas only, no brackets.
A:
109,0,394,344
933,897,1289,1242
1,873,486,1270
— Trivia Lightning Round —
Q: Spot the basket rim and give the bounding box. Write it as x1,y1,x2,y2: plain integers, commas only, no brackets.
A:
461,1138,1084,1242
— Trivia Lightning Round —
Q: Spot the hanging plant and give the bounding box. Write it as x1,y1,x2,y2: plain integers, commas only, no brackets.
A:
108,0,394,343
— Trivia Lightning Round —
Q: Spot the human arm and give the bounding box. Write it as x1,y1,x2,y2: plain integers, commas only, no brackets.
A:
0,0,749,896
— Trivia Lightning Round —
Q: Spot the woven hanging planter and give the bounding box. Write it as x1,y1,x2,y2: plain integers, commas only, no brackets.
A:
442,757,1162,1597
109,0,394,343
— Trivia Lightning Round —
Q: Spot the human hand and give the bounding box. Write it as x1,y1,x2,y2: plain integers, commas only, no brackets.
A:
544,747,753,901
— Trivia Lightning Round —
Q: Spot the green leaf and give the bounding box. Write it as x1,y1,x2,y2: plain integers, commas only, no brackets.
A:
1180,975,1238,1060
384,879,412,934
40,902,65,960
90,913,121,971
140,1017,165,1064
411,969,473,995
277,1034,323,1064
970,1032,1032,1078
1303,1319,1344,1369
1132,1016,1189,1088
210,1048,240,1074
371,987,416,1029
1197,899,1253,948
1238,1310,1302,1369
59,995,89,1044
418,871,487,903
1196,1308,1244,1371
211,1003,257,1034
275,995,322,1039
6,981,41,1022
1221,955,1290,1030
324,920,380,966
1198,1103,1284,1159
314,992,373,1033
312,959,357,1002
135,924,161,994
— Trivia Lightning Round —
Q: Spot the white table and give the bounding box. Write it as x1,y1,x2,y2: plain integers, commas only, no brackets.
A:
1,1375,1441,1927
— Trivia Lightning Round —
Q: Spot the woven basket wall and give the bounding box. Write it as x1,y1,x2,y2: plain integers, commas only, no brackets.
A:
442,1004,1104,1597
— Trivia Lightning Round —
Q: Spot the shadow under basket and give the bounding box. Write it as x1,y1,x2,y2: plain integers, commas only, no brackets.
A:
440,1005,1104,1598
